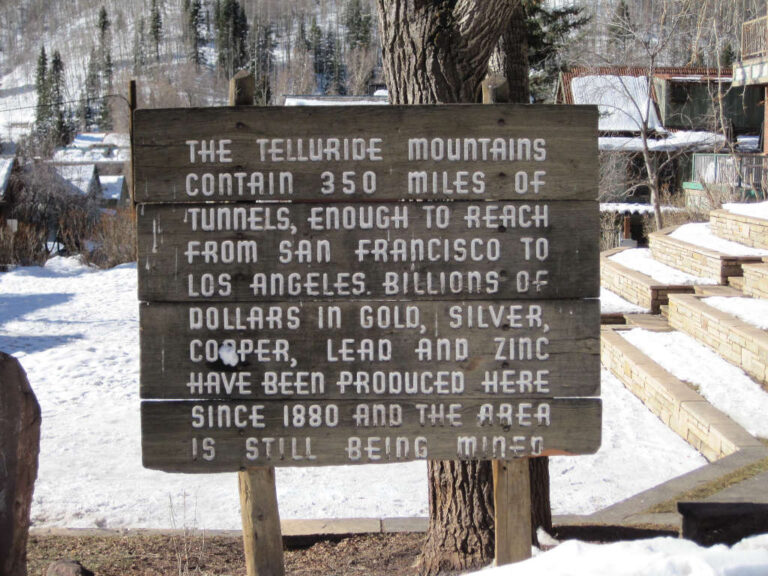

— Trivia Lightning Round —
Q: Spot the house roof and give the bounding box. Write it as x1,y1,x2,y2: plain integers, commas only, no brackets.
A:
54,164,96,195
283,95,389,106
559,67,734,105
99,175,125,201
0,157,13,200
559,66,734,136
571,75,664,133
52,132,130,165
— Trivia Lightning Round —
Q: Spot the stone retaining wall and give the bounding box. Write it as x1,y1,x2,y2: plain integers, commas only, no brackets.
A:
667,293,768,389
649,228,763,283
710,209,768,250
743,263,768,300
601,250,694,314
601,328,761,462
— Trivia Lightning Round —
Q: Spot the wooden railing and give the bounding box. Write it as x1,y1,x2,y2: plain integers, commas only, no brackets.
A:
693,153,768,195
742,15,768,61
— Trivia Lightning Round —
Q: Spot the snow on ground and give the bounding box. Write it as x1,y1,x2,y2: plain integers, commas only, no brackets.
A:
669,223,768,257
469,534,768,576
724,200,768,221
609,248,717,286
599,287,648,314
0,259,705,529
621,328,768,438
704,296,768,331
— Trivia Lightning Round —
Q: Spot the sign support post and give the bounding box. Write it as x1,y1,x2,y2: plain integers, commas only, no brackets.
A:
483,76,533,568
229,71,285,576
493,460,532,565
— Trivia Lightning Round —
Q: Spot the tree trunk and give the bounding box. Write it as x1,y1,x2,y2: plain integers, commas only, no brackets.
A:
374,2,550,574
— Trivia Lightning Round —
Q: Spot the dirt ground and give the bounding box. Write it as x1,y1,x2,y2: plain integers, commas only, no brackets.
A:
27,532,427,576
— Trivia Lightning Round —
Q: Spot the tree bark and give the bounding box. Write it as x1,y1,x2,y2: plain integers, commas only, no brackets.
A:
376,0,517,104
374,2,550,574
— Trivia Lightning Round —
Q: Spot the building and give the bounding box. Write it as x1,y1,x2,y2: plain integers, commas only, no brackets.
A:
557,66,760,202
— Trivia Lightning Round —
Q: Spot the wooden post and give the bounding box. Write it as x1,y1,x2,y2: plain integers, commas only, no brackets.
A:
239,468,285,576
483,78,534,568
129,80,137,205
493,460,532,566
228,71,285,576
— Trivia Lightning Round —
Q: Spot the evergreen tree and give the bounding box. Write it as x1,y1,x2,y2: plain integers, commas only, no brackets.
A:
97,6,113,131
308,17,325,89
49,51,72,146
720,42,736,68
98,6,111,45
186,0,204,65
251,17,275,105
34,45,51,131
343,0,371,50
324,30,346,95
215,0,249,77
133,17,147,73
150,0,163,62
80,48,100,132
524,0,590,102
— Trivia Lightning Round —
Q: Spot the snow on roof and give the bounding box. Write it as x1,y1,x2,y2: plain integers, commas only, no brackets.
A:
52,146,129,164
71,133,107,147
284,95,389,106
54,164,96,195
103,133,130,148
0,157,14,198
571,75,663,133
599,131,725,153
99,175,125,201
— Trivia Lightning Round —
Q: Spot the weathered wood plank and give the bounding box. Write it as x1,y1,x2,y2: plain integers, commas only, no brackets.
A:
239,467,284,576
493,459,532,565
139,299,600,400
137,201,599,302
140,398,602,470
133,105,598,204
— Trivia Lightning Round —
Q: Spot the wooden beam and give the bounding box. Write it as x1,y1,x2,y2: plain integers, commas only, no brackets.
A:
239,467,285,576
228,73,284,576
493,459,532,566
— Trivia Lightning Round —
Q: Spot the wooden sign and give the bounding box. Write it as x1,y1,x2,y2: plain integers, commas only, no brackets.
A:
137,201,598,301
142,398,601,471
135,103,601,473
140,299,600,400
133,105,598,204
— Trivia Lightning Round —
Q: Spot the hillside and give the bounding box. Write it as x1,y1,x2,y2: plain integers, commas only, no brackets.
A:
0,0,378,141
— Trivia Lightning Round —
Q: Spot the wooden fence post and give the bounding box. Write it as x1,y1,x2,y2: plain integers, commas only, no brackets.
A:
483,78,534,568
228,70,285,576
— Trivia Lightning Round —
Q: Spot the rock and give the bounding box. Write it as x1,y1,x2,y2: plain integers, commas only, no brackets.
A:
45,560,95,576
0,353,41,576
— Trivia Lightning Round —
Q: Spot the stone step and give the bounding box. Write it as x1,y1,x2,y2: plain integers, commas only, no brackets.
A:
728,276,745,291
601,327,761,462
623,314,672,331
693,285,743,297
649,227,765,284
710,209,768,250
600,248,695,314
742,263,768,300
667,293,768,390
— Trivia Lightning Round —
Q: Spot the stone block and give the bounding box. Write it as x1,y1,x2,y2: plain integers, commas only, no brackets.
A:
0,353,41,576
